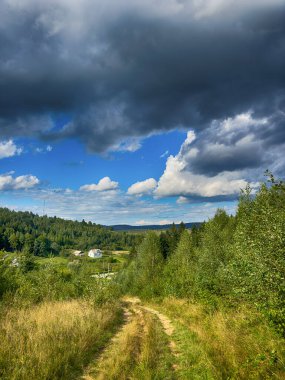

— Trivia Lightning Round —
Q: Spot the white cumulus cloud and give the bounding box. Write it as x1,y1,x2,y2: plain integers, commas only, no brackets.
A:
155,155,248,198
0,173,39,190
0,140,22,159
154,116,265,199
127,178,157,196
80,176,119,192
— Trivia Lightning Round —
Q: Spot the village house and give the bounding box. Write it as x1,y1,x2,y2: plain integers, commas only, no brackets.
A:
88,249,103,259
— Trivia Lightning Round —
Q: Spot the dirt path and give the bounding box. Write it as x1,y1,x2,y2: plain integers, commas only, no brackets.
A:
124,296,178,353
81,306,134,380
82,297,179,379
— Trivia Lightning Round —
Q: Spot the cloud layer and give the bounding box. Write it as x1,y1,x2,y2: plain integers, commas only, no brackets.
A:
0,0,284,154
2,185,237,224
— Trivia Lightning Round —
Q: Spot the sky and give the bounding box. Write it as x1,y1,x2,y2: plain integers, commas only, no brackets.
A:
0,0,284,225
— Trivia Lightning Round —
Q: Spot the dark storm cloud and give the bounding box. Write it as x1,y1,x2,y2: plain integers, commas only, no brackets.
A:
0,0,285,153
179,110,285,177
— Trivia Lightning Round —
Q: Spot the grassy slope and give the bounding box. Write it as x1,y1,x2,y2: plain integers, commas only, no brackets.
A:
0,296,284,379
150,298,285,379
0,300,123,380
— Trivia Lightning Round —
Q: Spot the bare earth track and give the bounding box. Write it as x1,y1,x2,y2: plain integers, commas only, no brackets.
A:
125,297,179,361
82,297,179,379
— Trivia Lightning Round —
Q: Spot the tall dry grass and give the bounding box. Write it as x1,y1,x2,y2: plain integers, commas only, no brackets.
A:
157,298,285,379
0,299,122,380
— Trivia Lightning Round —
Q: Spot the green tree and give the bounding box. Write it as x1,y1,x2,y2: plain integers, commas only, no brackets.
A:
227,176,285,334
164,230,196,297
135,232,164,297
9,233,19,251
195,209,236,298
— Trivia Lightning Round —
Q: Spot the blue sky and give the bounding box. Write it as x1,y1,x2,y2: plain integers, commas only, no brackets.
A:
0,0,284,225
0,129,237,225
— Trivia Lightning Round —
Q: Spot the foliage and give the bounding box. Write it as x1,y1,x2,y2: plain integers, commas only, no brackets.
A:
163,230,196,298
119,232,164,298
119,174,285,336
225,176,285,334
0,207,142,256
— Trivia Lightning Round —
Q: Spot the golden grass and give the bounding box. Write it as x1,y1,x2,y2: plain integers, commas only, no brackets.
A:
0,299,122,380
156,298,285,379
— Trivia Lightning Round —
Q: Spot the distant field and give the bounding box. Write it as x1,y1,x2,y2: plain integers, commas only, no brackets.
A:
112,250,129,255
35,256,68,266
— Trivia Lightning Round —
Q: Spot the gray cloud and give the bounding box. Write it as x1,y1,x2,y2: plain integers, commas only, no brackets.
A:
185,112,285,177
0,0,284,154
155,112,285,200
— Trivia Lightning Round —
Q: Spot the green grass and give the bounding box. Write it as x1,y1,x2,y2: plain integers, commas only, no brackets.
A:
149,298,285,380
35,256,69,266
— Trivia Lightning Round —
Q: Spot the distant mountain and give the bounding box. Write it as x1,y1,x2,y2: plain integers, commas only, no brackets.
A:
110,222,202,231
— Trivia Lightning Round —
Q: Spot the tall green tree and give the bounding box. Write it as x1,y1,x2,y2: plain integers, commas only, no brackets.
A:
164,230,196,297
135,232,164,297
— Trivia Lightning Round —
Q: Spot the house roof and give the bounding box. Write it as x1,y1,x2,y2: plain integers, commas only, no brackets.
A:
88,248,102,253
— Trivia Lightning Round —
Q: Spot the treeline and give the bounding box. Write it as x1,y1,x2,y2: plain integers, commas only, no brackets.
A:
0,208,142,256
119,174,285,336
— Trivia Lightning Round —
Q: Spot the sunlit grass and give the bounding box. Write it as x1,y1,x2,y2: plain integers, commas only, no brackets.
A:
0,299,122,380
151,298,285,379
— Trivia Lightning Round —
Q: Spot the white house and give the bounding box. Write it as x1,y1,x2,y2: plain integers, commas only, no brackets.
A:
88,249,103,259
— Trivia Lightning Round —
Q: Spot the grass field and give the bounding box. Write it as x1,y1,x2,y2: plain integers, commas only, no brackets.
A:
35,256,69,266
0,300,123,380
149,298,285,379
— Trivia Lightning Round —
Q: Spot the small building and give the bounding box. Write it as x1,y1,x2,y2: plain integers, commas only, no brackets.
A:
88,249,103,259
72,250,84,257
10,258,20,267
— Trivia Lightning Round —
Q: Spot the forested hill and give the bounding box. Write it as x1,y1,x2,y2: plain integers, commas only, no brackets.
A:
0,208,141,256
110,222,202,231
